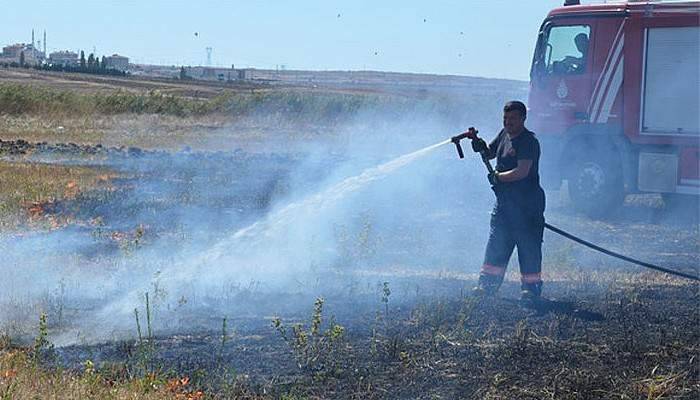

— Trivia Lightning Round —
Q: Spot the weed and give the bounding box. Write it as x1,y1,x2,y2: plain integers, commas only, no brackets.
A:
217,316,231,366
398,351,412,369
311,298,323,336
134,308,143,344
381,282,391,318
82,359,95,375
79,358,104,388
31,312,54,366
0,333,11,351
145,292,153,341
272,297,346,376
132,292,158,378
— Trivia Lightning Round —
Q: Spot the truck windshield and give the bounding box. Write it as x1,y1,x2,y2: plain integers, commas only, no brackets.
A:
542,25,591,75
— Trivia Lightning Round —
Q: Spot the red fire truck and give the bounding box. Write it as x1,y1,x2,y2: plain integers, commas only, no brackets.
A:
528,0,699,216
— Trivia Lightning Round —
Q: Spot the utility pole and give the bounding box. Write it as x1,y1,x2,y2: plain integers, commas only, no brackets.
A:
206,47,212,66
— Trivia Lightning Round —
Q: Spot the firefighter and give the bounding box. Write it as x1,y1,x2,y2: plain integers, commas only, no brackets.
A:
471,101,546,301
558,32,589,73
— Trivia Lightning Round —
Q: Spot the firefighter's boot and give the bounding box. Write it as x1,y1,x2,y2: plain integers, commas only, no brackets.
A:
520,281,543,305
473,273,503,297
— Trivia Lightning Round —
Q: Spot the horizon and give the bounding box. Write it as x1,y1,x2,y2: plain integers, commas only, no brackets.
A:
3,0,565,81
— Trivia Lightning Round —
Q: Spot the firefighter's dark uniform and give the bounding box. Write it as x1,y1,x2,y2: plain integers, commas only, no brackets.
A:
479,128,546,295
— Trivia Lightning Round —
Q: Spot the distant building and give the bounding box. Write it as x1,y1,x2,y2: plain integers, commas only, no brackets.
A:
103,54,129,70
237,68,255,80
0,43,44,65
201,67,216,78
48,50,79,67
2,44,25,58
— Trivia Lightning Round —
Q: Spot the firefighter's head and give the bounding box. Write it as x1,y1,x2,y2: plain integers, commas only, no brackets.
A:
503,101,527,135
574,33,589,56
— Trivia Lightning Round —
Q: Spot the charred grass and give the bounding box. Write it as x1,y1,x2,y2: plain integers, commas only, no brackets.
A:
1,274,698,399
0,142,698,399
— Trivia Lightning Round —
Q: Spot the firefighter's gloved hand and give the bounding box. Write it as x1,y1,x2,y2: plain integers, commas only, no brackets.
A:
471,138,488,153
488,171,500,186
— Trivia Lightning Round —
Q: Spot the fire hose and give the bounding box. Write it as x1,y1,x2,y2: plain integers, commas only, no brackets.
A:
451,128,700,282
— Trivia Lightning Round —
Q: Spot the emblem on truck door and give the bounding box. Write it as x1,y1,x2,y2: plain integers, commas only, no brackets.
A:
557,79,569,99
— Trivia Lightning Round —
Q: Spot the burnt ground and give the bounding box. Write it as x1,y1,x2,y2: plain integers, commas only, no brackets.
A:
2,139,699,399
50,279,699,399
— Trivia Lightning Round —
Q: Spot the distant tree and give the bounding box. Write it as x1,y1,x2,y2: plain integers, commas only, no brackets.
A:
19,51,25,67
179,66,188,80
94,57,99,69
79,51,86,68
101,56,107,70
87,53,95,69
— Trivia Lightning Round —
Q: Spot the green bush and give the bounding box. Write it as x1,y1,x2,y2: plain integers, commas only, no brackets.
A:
0,84,91,115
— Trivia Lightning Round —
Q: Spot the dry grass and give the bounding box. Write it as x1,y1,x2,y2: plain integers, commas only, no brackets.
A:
0,348,207,400
0,113,345,153
0,82,397,120
0,161,114,230
0,114,234,150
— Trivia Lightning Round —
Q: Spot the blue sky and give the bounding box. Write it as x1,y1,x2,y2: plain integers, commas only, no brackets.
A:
3,0,565,80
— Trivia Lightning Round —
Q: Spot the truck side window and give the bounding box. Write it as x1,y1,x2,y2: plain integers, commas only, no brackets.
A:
543,25,591,75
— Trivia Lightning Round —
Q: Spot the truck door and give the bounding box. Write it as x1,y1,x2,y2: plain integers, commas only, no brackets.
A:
529,20,596,135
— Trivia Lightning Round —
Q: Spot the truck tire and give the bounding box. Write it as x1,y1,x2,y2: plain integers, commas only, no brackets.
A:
567,152,625,218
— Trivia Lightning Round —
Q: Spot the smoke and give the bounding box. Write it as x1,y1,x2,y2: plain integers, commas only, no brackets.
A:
11,87,694,348
0,88,514,346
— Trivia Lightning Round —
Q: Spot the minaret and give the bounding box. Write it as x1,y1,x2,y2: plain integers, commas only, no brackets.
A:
43,30,46,56
32,29,35,47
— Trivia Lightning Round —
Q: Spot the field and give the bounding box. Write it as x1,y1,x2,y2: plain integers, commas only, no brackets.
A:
0,68,698,399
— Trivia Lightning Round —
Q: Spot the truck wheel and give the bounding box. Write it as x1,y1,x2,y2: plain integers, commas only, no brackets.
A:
567,152,625,218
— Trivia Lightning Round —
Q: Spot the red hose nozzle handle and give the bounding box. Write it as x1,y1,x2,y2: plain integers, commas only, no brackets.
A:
451,127,479,159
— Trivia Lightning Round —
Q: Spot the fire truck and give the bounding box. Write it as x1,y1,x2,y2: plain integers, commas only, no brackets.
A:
528,0,699,216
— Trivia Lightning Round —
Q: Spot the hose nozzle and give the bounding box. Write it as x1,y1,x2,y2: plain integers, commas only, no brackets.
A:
451,127,479,159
